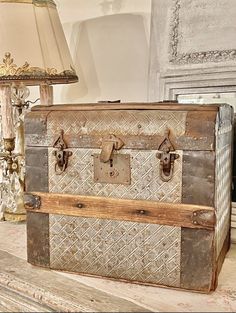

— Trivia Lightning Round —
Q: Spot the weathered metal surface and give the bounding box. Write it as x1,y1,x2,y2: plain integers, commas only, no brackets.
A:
24,102,234,292
49,214,181,288
24,111,48,148
213,233,231,290
25,110,49,192
52,130,73,175
94,154,131,185
27,212,50,267
24,111,48,136
175,111,217,151
25,147,49,192
185,111,216,140
24,193,41,210
156,128,179,182
100,134,124,163
182,151,215,206
180,228,214,292
48,148,183,202
25,109,217,151
25,132,215,151
47,110,186,137
215,105,233,258
192,210,216,229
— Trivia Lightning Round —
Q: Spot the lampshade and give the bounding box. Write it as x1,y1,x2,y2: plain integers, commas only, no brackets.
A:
0,0,78,85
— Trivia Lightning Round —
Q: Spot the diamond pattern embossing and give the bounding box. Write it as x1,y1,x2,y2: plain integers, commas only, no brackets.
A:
49,149,182,202
47,110,187,137
215,143,232,257
49,215,181,287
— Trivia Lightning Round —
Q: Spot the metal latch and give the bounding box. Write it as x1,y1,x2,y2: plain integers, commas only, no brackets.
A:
94,134,131,185
156,128,179,182
53,130,72,175
100,134,124,163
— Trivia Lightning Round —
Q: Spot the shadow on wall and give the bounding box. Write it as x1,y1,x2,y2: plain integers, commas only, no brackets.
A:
62,13,149,103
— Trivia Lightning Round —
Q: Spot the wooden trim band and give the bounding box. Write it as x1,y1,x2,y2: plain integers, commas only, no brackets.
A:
31,103,220,112
24,192,216,230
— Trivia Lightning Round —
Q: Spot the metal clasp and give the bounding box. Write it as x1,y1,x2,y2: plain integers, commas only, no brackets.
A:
100,134,124,163
156,128,179,182
94,134,130,184
53,130,72,175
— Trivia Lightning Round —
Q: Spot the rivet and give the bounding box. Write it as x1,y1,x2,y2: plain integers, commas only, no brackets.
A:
76,203,84,209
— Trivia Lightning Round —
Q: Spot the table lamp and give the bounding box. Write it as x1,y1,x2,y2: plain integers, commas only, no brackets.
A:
0,0,78,221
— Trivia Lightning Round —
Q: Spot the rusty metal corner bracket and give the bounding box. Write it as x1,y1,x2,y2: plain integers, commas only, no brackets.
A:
192,210,216,228
24,193,41,210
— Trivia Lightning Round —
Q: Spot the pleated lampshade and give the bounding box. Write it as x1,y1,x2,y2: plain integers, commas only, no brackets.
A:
0,0,78,85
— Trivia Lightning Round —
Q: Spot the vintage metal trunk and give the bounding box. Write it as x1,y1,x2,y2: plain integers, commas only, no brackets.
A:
24,102,233,292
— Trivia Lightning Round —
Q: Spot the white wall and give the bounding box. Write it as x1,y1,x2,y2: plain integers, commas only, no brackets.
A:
32,0,151,104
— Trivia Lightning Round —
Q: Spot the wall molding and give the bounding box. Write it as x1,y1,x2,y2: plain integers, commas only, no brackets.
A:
159,70,236,100
169,0,236,65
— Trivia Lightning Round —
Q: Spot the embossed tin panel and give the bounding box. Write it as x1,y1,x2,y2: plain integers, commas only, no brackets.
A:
215,107,233,258
47,110,187,138
49,149,183,202
46,110,183,202
49,214,181,287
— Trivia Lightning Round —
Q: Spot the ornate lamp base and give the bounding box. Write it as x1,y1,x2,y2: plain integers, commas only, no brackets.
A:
4,211,26,222
1,137,26,222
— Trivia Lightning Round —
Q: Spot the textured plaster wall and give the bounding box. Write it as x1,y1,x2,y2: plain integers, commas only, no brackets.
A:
40,0,152,104
149,0,236,100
